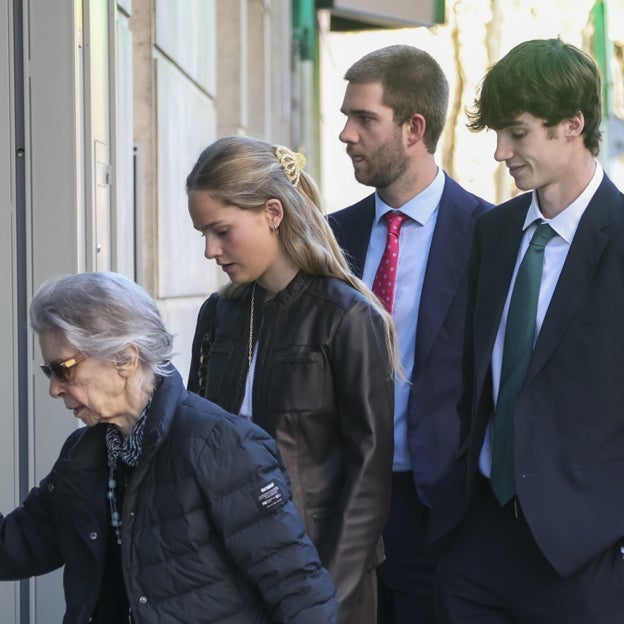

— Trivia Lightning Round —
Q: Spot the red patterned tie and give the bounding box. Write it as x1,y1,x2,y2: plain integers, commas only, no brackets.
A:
373,211,408,314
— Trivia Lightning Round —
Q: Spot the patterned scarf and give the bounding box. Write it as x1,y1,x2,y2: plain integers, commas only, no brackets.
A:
105,392,155,468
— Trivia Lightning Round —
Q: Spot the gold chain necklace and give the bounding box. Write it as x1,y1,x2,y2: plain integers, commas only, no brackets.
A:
244,283,256,419
248,283,255,369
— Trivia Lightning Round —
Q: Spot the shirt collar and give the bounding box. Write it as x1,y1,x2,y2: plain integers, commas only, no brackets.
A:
374,167,444,225
522,161,604,243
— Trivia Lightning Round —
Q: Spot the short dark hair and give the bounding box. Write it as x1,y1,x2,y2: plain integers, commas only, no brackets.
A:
466,38,602,155
344,45,449,153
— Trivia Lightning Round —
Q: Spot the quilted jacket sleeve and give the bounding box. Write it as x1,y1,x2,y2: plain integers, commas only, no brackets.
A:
195,414,338,624
0,484,65,580
0,428,81,581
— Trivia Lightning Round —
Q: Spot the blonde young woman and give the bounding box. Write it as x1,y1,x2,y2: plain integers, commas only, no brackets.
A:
186,136,396,624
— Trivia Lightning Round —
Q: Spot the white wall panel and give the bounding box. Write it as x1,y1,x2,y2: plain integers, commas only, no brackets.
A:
118,0,131,15
155,0,216,95
155,53,218,299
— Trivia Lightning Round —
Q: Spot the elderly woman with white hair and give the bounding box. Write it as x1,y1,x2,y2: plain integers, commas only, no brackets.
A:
0,271,337,624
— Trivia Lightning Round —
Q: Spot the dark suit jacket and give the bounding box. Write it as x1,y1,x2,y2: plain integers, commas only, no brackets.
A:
329,173,491,506
432,173,624,577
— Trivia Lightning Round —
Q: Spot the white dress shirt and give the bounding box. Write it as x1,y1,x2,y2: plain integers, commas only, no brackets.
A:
362,167,444,471
479,162,604,476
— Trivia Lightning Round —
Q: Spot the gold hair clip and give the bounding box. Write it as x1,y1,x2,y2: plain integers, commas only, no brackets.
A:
274,145,307,186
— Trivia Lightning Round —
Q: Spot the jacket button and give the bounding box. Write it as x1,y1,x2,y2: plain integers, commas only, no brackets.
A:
89,532,98,540
139,596,148,604
47,483,54,492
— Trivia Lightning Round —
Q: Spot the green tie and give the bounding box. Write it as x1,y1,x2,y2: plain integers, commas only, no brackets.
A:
491,222,557,505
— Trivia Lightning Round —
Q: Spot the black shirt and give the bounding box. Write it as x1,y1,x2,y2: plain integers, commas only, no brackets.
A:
91,461,134,623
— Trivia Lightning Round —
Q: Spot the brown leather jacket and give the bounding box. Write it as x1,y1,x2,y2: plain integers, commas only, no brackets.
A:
188,272,394,622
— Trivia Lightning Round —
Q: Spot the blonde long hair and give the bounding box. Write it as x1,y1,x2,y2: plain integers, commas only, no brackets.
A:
186,135,398,375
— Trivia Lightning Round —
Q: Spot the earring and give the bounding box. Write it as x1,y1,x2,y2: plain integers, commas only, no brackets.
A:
272,223,280,235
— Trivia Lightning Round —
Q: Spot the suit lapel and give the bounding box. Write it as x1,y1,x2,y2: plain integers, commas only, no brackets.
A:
414,182,475,369
334,195,375,278
526,177,617,380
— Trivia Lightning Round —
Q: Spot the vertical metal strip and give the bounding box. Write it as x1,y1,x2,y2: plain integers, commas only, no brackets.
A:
11,0,29,622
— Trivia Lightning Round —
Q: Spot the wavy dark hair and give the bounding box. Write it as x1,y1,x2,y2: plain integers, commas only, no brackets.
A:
466,38,602,155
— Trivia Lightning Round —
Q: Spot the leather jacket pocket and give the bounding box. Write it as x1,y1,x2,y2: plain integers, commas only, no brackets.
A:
268,347,327,412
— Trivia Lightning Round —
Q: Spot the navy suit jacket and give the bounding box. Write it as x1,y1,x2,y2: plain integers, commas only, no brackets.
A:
431,173,624,577
329,173,491,506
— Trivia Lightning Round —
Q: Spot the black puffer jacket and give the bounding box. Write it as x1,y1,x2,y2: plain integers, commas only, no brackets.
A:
188,272,394,621
0,369,338,623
